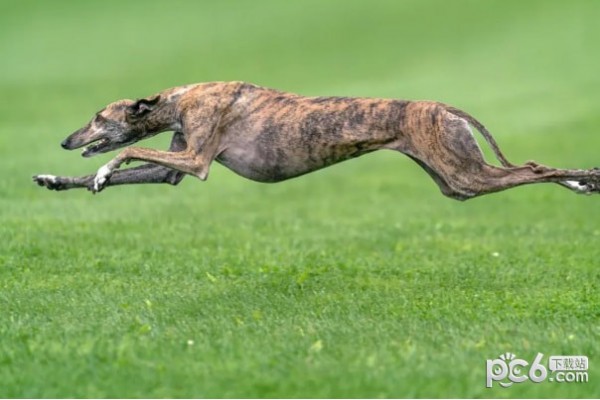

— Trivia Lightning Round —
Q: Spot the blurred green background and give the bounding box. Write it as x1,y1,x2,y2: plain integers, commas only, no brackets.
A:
1,0,599,398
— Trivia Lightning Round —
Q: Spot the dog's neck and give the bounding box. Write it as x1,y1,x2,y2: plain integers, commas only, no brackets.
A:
141,86,197,133
137,99,181,134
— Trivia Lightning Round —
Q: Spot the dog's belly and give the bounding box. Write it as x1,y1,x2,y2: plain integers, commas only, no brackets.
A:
215,140,379,183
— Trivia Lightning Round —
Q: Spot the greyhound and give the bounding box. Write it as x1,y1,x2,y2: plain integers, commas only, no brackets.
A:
33,81,599,200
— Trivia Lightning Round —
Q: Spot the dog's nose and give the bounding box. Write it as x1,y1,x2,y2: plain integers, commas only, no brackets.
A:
61,139,70,149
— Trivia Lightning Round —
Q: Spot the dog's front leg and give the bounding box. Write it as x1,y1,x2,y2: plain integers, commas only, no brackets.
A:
92,111,224,193
34,164,185,191
92,147,214,193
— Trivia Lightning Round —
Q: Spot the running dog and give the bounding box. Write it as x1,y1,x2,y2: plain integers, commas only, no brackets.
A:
33,81,599,200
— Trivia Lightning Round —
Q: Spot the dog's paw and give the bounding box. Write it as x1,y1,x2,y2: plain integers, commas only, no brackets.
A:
33,174,66,191
92,164,112,193
564,180,598,195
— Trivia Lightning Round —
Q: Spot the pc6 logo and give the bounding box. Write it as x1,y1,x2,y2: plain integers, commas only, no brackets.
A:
486,352,547,388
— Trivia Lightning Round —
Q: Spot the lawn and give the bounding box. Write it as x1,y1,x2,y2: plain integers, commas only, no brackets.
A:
0,0,599,398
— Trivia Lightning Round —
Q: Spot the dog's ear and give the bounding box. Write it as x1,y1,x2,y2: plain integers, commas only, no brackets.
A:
127,95,161,119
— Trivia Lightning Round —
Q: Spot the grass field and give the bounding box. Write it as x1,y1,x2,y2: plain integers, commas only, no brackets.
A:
1,0,599,398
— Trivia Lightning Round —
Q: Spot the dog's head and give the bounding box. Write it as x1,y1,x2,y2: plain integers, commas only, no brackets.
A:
61,95,162,157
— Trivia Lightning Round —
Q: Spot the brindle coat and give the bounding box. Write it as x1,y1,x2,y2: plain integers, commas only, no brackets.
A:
34,81,599,200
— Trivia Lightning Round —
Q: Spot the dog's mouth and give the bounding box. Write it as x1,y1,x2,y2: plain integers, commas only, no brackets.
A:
81,138,112,157
81,137,136,157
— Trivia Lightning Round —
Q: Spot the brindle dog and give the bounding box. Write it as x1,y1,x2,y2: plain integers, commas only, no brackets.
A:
33,81,599,200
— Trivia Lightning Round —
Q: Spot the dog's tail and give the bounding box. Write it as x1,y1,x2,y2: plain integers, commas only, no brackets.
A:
443,105,515,168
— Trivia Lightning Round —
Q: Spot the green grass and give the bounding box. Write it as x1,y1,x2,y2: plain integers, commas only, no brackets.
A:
1,0,599,397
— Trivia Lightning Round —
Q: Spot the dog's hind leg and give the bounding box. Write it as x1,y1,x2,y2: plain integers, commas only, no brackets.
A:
391,106,600,200
461,164,600,198
33,132,187,191
430,115,600,198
